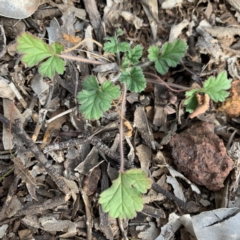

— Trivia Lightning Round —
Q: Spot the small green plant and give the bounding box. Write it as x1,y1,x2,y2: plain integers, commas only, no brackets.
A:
16,30,189,219
148,39,187,75
17,32,65,78
77,76,120,119
185,71,231,113
99,169,152,218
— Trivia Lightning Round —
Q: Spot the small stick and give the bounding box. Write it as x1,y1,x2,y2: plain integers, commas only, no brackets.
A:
45,107,76,124
151,183,189,212
81,188,93,240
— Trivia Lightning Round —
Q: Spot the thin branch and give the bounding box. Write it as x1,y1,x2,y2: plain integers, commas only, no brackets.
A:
45,107,76,125
151,183,196,212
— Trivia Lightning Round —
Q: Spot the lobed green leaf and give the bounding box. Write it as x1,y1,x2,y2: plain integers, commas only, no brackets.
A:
184,71,231,113
203,71,231,102
39,56,65,78
116,28,123,37
99,169,152,219
119,67,146,93
124,45,143,65
148,46,160,61
152,39,188,74
184,93,199,113
103,34,130,54
16,32,65,78
77,76,120,120
17,32,53,66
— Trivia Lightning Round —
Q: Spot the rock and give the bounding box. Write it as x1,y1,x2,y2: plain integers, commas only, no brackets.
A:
170,122,234,191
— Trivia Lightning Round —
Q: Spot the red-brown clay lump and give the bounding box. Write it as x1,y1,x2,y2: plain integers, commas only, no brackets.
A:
170,122,234,191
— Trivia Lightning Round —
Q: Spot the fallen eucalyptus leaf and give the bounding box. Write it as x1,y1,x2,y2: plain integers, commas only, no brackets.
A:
0,0,40,19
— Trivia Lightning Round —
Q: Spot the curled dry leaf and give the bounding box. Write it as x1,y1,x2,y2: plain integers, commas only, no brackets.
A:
124,120,133,137
189,93,210,118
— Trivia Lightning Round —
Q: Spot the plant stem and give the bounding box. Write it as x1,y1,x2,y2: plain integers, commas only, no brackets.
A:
144,72,190,92
0,167,14,182
119,82,127,173
137,60,154,69
59,54,104,65
63,38,102,53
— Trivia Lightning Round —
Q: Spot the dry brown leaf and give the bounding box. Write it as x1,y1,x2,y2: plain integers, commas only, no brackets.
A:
83,167,101,196
124,120,133,137
0,77,15,100
63,178,79,203
5,195,23,218
12,157,38,201
134,106,155,149
189,93,210,119
18,229,33,240
43,107,66,142
136,144,151,174
2,99,24,150
62,33,81,44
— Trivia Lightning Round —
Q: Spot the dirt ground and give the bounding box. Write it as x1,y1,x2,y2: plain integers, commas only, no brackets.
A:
0,0,240,239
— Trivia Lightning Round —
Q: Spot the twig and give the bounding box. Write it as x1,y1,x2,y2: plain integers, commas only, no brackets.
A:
81,188,93,240
118,218,128,240
226,129,237,150
151,183,189,212
45,107,76,124
119,83,127,173
0,113,71,196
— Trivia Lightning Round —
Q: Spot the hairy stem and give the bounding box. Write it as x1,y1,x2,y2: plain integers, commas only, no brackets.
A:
137,60,153,69
144,72,190,92
59,54,104,65
119,82,127,173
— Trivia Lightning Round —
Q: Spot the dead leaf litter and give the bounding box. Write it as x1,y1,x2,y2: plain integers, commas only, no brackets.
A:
0,0,240,239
